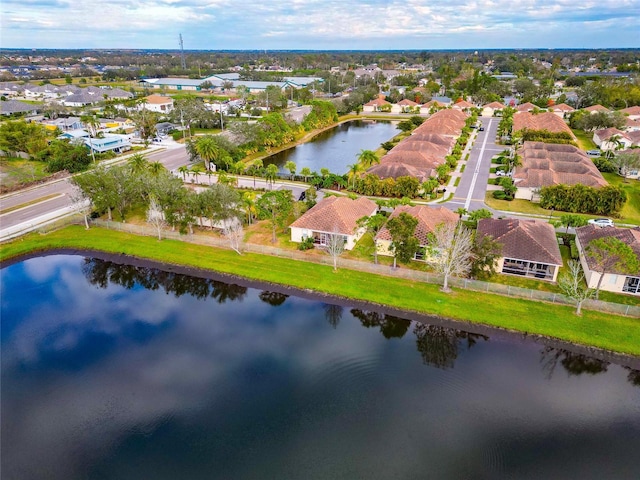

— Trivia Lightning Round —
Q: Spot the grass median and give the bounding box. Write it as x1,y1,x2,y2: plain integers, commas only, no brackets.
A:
2,225,639,356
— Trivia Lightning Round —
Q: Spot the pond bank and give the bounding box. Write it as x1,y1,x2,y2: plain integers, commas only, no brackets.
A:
2,225,639,360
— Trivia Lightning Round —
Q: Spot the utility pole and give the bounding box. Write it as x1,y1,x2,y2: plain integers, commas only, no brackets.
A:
179,34,186,70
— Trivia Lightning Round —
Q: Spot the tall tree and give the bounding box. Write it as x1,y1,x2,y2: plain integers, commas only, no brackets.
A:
284,160,297,180
324,232,346,272
265,163,279,189
585,237,640,299
357,149,379,169
558,260,595,315
610,151,640,182
428,222,474,292
386,212,419,268
256,190,293,243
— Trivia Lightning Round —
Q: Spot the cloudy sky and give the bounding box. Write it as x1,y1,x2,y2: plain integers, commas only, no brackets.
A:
2,0,640,50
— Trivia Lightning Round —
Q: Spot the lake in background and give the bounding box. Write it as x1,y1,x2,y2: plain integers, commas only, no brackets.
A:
264,120,398,175
2,255,639,480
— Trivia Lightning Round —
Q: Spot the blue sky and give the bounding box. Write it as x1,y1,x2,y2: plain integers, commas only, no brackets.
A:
2,0,639,50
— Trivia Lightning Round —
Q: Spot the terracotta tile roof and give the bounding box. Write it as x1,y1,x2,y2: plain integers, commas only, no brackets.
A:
624,118,640,130
594,127,630,142
626,131,640,144
513,112,575,138
421,100,446,108
453,100,475,109
398,99,418,106
553,103,575,112
393,136,451,157
516,102,537,112
477,218,563,266
145,94,174,105
289,196,377,235
483,101,505,109
513,141,608,188
621,106,640,116
413,108,468,137
583,104,610,113
367,162,433,182
376,205,458,244
364,95,390,107
575,226,640,275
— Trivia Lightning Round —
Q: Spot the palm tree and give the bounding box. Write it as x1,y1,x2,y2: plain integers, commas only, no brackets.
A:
242,192,257,225
265,164,279,189
300,167,312,183
128,153,149,174
251,159,264,188
148,161,165,177
357,149,379,169
284,160,297,180
347,163,361,189
177,165,189,181
80,113,100,137
190,165,204,184
455,208,468,219
194,136,222,171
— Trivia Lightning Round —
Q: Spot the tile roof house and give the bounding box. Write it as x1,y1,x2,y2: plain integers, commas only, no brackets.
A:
516,102,538,112
513,112,575,139
419,99,447,114
141,94,174,113
620,105,640,121
575,225,640,295
289,196,377,250
0,100,39,116
482,101,505,117
512,141,608,200
363,94,391,113
375,205,458,261
391,98,419,113
452,100,475,111
551,103,575,118
62,91,102,107
477,218,563,282
592,128,634,151
583,104,611,114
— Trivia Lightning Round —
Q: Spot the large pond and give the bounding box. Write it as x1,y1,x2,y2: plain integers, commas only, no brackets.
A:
264,120,398,175
2,255,640,480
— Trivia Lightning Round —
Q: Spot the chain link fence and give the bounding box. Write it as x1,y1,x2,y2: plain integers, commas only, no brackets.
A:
85,219,640,318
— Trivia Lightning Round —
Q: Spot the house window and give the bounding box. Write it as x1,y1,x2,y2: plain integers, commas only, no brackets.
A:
623,277,640,294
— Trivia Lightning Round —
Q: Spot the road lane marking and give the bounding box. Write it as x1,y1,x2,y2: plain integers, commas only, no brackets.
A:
464,119,493,210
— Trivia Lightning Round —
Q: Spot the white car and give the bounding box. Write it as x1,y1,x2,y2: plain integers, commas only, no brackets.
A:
588,218,614,228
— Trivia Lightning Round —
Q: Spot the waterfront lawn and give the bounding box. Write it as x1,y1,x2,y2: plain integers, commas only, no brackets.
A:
2,225,639,356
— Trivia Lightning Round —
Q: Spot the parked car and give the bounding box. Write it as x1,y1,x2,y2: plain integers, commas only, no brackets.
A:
152,137,162,143
298,191,306,201
586,150,601,157
479,127,485,131
588,218,614,228
495,169,507,176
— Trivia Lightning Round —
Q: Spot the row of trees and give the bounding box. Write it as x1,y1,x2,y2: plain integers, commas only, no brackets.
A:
539,184,627,215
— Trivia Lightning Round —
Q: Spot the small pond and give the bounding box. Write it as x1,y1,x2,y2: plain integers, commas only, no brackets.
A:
264,120,398,175
1,255,639,480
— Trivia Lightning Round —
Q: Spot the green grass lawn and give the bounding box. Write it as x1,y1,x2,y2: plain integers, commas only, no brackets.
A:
2,226,639,356
602,173,640,224
0,157,51,189
572,128,598,151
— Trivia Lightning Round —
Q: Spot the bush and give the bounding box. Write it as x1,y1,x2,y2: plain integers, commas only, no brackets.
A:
492,190,507,200
570,240,579,259
592,157,616,173
297,237,315,251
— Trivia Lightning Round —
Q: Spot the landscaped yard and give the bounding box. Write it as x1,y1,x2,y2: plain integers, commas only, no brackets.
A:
0,157,51,190
572,128,598,151
601,173,640,225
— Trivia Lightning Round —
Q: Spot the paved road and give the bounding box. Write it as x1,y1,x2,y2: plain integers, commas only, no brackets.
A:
444,117,504,213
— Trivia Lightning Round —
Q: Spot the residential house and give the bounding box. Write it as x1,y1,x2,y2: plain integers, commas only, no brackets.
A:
452,100,475,111
391,98,419,114
419,100,446,114
512,112,576,139
57,129,90,141
141,94,174,113
583,104,611,114
363,95,391,113
481,101,505,117
289,196,377,250
0,100,39,116
620,105,640,121
42,116,83,131
614,149,640,179
551,103,575,118
477,218,563,282
592,128,634,151
512,141,608,200
516,102,537,113
83,134,132,154
375,205,458,261
575,226,640,295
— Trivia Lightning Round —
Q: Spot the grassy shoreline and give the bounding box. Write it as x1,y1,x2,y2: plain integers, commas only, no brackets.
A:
2,226,639,357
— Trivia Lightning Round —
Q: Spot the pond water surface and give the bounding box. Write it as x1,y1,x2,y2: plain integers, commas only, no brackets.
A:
264,120,398,175
1,255,639,480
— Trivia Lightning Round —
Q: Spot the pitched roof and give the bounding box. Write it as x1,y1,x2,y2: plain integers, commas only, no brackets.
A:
414,108,468,137
553,103,575,112
376,205,458,244
289,196,377,235
483,101,505,109
0,99,38,114
145,94,174,105
367,162,433,182
513,112,575,138
421,99,446,108
516,102,537,112
621,106,640,116
594,127,630,142
575,226,640,275
397,98,418,106
63,92,100,105
513,141,608,188
583,104,610,113
364,95,390,107
453,100,475,109
477,218,563,266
